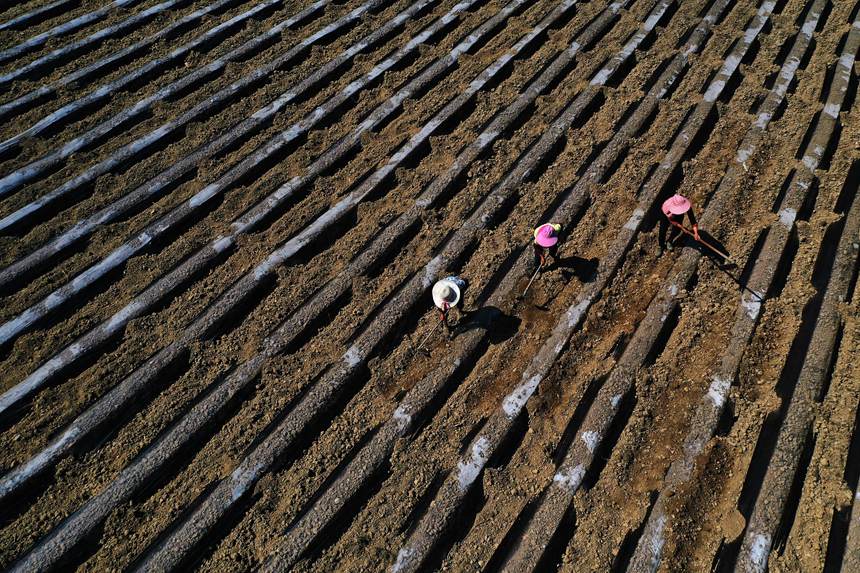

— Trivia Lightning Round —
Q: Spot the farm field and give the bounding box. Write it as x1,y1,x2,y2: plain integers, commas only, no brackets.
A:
0,0,858,570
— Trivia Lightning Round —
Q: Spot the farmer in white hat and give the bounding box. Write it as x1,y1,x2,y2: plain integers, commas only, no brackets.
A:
659,193,699,254
432,275,468,337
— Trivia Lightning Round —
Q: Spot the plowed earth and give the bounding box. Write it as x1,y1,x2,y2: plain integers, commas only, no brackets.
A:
0,0,858,571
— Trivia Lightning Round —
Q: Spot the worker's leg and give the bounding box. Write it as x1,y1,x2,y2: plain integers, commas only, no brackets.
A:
667,222,681,249
445,306,458,339
658,217,670,253
527,244,542,274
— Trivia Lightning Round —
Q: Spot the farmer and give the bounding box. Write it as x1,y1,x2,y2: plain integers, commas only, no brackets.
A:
432,275,468,337
659,193,698,254
532,222,562,271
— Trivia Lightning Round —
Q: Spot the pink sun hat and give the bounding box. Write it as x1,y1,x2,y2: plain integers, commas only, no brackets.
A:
662,194,691,216
533,223,561,247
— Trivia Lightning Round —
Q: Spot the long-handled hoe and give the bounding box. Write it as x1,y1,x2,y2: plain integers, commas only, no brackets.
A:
674,224,734,264
517,260,544,302
404,333,424,358
413,316,444,355
672,226,761,296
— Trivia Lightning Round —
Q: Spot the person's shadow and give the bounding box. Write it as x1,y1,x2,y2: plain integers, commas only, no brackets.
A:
548,255,599,282
454,305,521,343
677,229,736,268
673,229,765,298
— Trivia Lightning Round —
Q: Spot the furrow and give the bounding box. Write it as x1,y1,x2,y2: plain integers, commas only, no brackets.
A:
0,0,325,271
0,0,344,203
390,0,748,570
0,0,78,32
397,1,776,569
0,0,448,457
0,0,262,125
1,0,541,568
0,0,146,65
0,0,492,441
0,0,194,85
735,25,860,572
843,475,860,573
2,0,853,567
260,1,679,568
129,1,595,568
0,0,387,345
625,2,833,570
737,164,859,572
499,3,801,569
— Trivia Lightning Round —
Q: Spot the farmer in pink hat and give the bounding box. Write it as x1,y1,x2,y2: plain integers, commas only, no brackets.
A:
659,193,698,254
532,222,562,272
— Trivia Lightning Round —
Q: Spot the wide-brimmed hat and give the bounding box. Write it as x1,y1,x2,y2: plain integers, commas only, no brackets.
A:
534,223,561,247
432,279,461,308
663,194,691,215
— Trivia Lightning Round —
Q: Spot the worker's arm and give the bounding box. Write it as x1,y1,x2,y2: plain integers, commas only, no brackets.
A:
688,209,700,240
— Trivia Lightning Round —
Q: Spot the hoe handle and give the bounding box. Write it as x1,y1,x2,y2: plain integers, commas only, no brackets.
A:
519,261,543,300
416,316,444,353
675,224,732,261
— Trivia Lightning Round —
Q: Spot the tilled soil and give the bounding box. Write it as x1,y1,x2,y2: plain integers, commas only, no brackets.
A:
0,0,858,571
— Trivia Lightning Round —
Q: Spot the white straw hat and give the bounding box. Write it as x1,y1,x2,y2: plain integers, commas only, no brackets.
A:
432,279,461,309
